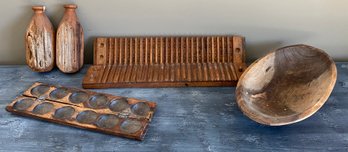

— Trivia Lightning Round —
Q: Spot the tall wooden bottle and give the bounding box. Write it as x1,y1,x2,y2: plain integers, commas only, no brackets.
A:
56,4,84,73
25,6,55,72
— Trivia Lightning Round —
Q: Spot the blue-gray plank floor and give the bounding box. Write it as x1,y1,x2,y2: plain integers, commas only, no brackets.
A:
0,63,347,152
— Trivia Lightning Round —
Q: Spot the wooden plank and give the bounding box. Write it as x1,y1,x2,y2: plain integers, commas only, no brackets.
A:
5,82,156,141
86,36,246,88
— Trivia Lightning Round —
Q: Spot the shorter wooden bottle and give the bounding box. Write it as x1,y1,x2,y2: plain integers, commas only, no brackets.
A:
25,6,55,72
56,4,84,73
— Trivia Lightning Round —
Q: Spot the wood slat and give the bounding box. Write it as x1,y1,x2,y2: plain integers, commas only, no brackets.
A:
84,36,246,88
186,63,191,81
119,65,128,82
112,65,121,82
197,63,203,81
131,64,138,82
181,63,186,81
191,64,197,81
170,64,175,82
152,65,159,82
96,66,106,83
134,65,142,82
124,65,133,82
159,65,165,82
203,63,209,81
175,64,181,81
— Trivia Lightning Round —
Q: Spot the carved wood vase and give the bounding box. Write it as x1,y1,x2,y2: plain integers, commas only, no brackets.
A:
25,6,55,72
56,4,84,73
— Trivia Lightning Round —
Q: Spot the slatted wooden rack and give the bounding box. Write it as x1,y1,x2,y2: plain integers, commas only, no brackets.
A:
83,36,247,88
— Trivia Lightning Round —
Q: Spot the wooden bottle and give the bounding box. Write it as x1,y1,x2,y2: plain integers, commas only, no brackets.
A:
25,6,55,72
56,4,84,73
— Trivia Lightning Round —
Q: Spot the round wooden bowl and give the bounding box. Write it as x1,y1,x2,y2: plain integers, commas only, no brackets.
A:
236,44,337,126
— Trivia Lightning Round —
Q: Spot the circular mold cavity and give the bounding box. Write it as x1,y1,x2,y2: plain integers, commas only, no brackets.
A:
69,91,89,104
31,85,50,96
32,102,54,115
76,110,98,124
131,102,150,116
120,120,142,134
96,114,119,129
50,87,70,99
109,98,129,112
13,98,35,111
54,106,75,120
87,94,108,108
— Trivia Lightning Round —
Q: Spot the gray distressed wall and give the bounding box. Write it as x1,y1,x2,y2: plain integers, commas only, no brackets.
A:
0,0,347,64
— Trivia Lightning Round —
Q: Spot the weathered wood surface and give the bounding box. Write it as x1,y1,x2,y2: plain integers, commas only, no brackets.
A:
25,6,55,72
0,64,347,151
236,45,337,126
83,63,245,88
6,82,156,141
83,36,246,88
56,4,84,73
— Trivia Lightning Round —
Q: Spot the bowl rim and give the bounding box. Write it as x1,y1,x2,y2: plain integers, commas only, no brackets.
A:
235,44,337,126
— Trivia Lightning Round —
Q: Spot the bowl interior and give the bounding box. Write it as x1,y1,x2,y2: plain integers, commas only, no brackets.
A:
236,45,336,125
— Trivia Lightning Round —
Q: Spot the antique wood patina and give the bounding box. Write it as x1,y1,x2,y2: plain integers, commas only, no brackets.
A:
83,36,246,88
25,6,55,72
6,82,156,140
56,4,84,73
236,44,337,126
0,64,347,151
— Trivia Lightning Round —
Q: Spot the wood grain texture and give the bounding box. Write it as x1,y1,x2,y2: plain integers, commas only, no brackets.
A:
56,4,84,73
5,82,156,140
83,36,246,88
236,44,337,126
25,6,55,72
0,64,347,151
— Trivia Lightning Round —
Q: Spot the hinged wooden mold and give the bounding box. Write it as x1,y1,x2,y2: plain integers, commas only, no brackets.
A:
83,36,247,88
6,82,156,140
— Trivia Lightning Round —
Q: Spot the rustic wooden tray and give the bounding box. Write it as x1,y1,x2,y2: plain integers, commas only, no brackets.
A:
6,82,156,140
83,36,247,88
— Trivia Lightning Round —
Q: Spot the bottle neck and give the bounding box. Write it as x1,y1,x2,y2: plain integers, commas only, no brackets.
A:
32,6,45,14
65,8,76,13
34,10,45,14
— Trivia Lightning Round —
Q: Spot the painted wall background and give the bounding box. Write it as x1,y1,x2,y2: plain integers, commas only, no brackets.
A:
0,0,347,64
